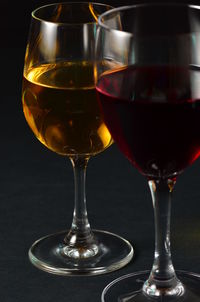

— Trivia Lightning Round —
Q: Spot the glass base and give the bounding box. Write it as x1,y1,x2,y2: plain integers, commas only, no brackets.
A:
102,270,200,301
28,229,133,276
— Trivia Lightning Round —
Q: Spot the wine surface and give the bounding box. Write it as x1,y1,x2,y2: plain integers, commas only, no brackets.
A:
22,61,112,156
96,65,200,179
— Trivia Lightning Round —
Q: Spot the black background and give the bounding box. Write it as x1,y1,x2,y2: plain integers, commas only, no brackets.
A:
1,0,200,301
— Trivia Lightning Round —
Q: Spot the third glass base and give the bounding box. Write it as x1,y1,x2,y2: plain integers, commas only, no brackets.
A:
28,229,133,276
102,270,200,301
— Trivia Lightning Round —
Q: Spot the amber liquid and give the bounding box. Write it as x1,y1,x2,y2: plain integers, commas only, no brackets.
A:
22,61,112,156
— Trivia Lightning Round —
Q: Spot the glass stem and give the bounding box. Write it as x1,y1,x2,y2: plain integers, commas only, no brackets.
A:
63,156,98,259
143,179,184,297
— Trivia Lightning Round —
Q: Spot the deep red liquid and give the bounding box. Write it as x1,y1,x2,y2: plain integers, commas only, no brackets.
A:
96,65,200,179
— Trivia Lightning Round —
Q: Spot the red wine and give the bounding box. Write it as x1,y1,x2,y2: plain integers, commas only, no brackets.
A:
96,65,200,179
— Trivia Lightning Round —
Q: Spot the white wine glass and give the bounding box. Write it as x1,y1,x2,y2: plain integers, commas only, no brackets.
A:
22,2,133,276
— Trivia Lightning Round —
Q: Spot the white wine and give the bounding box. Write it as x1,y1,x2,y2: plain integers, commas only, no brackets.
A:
22,61,113,156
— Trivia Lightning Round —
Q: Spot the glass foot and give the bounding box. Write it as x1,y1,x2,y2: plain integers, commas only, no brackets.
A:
28,229,133,276
102,270,200,301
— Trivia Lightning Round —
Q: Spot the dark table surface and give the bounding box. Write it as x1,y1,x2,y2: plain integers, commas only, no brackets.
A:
1,0,200,301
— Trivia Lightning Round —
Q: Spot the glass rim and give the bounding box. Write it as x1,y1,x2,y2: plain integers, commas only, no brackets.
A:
98,2,200,35
31,1,114,26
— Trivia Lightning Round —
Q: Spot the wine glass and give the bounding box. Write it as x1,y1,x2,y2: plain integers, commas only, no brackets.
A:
22,2,133,276
96,3,200,300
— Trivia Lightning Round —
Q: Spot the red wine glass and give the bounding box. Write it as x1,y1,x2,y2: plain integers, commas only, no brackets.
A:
96,3,200,300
